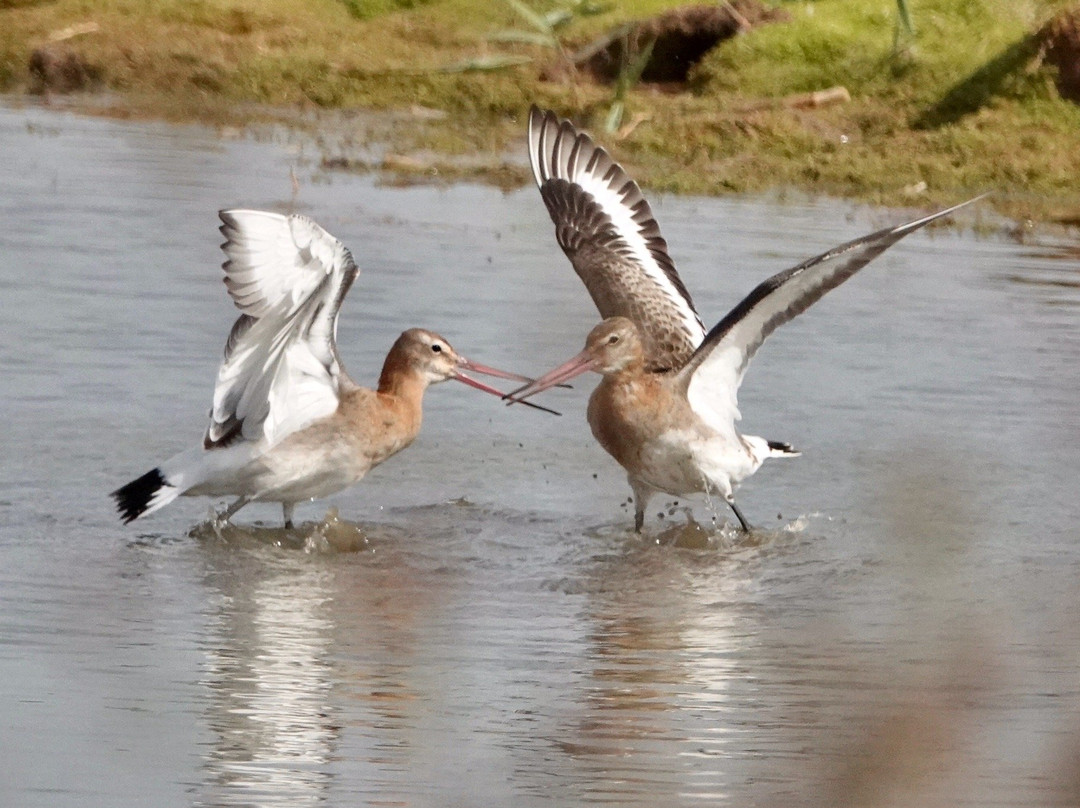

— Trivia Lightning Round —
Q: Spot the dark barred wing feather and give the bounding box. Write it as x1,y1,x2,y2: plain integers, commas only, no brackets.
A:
528,106,705,371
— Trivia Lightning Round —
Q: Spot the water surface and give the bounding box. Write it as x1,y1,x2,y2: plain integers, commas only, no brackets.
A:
2,101,1079,807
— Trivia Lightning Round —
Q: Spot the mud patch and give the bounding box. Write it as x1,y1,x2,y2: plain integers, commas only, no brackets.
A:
1038,5,1080,102
576,0,788,85
28,45,102,94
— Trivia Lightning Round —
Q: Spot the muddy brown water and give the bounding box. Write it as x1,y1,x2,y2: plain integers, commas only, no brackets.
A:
2,101,1080,806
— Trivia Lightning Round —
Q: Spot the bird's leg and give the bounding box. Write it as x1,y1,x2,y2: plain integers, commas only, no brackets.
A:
282,502,295,530
219,495,251,523
629,477,655,533
726,497,752,532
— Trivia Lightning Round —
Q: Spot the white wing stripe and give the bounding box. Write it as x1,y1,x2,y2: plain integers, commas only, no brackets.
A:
529,107,705,358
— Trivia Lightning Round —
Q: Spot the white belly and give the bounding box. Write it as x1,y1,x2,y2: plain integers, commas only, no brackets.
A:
255,442,371,502
634,429,760,499
173,435,374,505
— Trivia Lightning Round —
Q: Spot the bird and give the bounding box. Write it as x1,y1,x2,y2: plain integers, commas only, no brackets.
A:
508,105,982,532
112,209,545,528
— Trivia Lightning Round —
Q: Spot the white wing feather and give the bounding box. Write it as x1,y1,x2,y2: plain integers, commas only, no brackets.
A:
205,210,359,450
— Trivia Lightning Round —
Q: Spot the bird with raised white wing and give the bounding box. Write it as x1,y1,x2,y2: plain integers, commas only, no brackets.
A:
113,210,546,528
509,105,985,532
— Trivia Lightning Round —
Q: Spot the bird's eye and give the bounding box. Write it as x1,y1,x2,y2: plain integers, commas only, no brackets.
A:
608,335,620,345
431,343,442,353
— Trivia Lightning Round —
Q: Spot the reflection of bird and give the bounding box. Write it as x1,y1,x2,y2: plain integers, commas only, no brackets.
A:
511,106,982,532
113,210,534,527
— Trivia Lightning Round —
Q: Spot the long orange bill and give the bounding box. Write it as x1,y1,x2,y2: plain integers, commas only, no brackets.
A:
455,358,561,416
503,349,595,405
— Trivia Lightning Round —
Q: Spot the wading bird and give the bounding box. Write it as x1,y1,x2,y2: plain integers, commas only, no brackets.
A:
113,209,544,528
509,106,981,532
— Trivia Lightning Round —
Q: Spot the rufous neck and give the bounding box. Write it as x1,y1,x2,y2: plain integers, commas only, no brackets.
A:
377,349,429,402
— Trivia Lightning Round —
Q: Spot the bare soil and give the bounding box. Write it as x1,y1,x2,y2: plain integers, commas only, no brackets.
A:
1039,5,1080,101
577,1,788,85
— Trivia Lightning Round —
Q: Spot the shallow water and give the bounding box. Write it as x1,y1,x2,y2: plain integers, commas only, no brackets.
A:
2,100,1080,806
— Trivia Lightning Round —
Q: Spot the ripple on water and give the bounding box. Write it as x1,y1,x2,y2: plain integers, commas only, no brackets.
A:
186,507,375,555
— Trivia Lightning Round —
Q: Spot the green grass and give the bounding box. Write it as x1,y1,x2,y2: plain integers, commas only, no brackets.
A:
2,0,1079,225
698,0,1053,105
679,0,1080,220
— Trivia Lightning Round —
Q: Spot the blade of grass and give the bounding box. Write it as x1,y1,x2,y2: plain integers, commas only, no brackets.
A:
604,35,654,133
896,0,916,37
504,0,555,38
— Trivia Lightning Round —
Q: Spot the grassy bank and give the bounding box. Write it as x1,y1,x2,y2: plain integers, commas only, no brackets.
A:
2,0,1079,226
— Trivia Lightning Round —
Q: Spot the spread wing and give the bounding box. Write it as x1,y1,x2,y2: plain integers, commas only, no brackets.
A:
204,209,359,450
528,106,705,372
676,196,984,436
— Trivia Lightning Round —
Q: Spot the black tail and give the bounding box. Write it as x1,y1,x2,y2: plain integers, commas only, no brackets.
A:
767,440,800,456
111,468,167,524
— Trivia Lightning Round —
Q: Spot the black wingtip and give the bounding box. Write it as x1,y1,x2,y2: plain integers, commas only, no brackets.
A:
111,468,167,524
